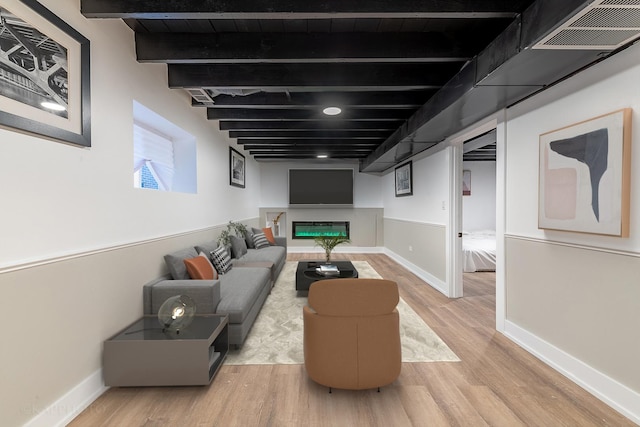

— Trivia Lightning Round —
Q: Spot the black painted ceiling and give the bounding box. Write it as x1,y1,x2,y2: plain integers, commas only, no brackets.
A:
80,1,639,172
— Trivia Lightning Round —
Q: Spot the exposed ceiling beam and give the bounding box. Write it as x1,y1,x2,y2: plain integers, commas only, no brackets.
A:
238,138,380,147
241,144,373,155
219,121,403,131
136,32,473,63
81,0,526,19
197,91,434,109
168,63,463,89
228,130,391,139
254,155,366,160
245,148,376,154
253,155,369,159
207,108,414,121
249,149,373,154
124,17,518,36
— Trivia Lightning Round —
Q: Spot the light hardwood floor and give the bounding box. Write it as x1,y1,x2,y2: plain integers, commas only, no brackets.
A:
70,254,635,426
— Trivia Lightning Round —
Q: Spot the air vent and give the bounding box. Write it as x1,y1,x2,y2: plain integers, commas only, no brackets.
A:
534,0,640,50
186,88,215,106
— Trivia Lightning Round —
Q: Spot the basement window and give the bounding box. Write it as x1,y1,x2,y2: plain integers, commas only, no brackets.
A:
136,163,159,189
133,101,197,193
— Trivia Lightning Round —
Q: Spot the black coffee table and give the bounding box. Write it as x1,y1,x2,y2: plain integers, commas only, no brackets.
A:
295,260,358,292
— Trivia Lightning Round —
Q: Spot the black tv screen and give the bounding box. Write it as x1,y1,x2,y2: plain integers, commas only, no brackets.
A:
289,169,354,205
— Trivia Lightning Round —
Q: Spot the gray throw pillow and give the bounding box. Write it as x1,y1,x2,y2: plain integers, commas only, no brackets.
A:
164,247,199,280
244,231,255,249
230,235,248,259
194,240,218,257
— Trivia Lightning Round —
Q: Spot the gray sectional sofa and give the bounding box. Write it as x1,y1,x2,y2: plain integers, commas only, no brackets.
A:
143,230,287,346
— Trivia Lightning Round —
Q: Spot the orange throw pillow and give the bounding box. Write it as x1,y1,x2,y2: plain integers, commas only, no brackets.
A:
262,227,276,245
184,254,216,280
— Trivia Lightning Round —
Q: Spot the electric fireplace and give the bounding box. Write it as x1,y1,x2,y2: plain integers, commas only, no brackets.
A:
292,221,350,239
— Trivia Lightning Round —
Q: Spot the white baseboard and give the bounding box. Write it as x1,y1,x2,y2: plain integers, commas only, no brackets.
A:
23,369,108,427
504,320,640,425
382,247,448,296
25,272,638,427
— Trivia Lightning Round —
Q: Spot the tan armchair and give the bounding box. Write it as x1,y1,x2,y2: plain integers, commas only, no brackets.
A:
303,278,401,391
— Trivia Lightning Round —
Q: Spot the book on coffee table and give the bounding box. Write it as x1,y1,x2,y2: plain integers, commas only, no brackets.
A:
316,265,340,276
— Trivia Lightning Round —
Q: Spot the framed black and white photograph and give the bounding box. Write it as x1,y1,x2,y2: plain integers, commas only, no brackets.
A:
229,146,245,188
394,161,413,197
0,0,90,147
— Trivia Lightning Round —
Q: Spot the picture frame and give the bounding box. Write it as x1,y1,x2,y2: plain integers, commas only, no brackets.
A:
538,108,632,237
229,146,246,188
394,161,413,197
0,0,91,147
462,170,471,196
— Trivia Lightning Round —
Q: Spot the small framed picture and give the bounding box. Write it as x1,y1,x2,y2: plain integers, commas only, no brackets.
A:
462,170,471,196
394,161,413,197
229,147,245,188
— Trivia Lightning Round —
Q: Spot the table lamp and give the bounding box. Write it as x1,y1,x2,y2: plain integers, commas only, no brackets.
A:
158,295,196,333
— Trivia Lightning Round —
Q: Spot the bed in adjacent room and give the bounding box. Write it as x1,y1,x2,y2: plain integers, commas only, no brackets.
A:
462,230,496,272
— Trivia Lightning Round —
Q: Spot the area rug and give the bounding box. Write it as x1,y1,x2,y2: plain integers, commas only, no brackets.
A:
225,261,460,365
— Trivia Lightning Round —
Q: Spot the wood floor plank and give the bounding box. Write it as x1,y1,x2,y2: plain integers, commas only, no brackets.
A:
68,253,636,427
460,385,526,427
396,383,450,427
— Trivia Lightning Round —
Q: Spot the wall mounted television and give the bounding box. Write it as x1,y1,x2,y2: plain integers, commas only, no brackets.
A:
289,169,354,206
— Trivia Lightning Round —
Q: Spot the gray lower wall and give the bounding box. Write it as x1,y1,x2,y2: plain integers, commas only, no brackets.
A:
383,218,447,282
505,236,640,392
1,218,258,427
259,207,384,247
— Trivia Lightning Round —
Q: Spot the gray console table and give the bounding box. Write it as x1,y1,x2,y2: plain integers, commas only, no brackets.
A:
103,314,228,386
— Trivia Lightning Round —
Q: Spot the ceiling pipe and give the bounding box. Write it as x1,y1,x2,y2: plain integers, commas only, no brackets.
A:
359,0,611,173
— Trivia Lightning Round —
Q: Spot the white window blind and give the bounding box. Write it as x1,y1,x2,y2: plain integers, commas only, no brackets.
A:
133,123,175,190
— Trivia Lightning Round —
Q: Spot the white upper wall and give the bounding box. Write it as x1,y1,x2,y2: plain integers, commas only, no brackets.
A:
462,161,496,231
501,41,640,408
382,149,450,224
0,0,260,268
505,42,640,252
259,161,383,207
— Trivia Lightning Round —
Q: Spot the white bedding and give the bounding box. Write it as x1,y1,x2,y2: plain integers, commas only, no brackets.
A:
462,231,496,272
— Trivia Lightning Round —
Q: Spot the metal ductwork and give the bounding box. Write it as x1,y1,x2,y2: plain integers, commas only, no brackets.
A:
360,0,640,173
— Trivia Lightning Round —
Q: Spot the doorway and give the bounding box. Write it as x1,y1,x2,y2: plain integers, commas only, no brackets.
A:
447,122,498,298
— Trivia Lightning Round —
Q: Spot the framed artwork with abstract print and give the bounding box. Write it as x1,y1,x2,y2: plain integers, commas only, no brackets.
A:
538,108,632,237
229,146,245,188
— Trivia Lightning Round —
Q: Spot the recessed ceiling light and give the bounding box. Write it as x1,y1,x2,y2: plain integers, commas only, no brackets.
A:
322,106,341,116
317,154,328,158
41,101,66,112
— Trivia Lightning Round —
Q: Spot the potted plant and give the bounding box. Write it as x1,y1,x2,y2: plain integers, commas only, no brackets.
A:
218,221,248,246
314,234,351,264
